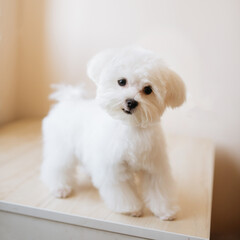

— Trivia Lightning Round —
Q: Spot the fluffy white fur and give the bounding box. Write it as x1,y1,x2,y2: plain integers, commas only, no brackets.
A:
41,46,186,220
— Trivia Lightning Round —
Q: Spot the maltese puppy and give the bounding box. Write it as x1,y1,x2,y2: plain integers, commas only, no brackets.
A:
41,46,186,220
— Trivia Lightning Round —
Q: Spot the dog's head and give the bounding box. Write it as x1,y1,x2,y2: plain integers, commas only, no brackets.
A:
87,47,186,127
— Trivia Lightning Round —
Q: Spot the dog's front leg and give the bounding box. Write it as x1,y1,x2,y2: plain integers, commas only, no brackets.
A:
141,160,179,220
96,170,143,217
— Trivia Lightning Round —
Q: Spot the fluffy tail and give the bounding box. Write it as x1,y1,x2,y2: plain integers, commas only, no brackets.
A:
49,84,88,102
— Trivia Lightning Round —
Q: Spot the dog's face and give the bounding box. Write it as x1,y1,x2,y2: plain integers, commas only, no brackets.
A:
87,47,186,127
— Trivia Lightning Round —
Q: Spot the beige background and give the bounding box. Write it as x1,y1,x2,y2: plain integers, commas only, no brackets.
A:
0,0,18,124
0,0,240,238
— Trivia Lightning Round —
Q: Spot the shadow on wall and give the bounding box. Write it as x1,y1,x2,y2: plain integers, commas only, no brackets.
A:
17,0,49,118
211,148,240,239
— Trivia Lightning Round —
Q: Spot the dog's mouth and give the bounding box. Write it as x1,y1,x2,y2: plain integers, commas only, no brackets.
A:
122,108,132,115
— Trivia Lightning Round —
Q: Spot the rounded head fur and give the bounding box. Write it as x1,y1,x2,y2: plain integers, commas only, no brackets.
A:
87,46,186,127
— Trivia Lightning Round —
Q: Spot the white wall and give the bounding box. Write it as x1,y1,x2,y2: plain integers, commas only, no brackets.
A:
3,0,240,238
0,0,18,125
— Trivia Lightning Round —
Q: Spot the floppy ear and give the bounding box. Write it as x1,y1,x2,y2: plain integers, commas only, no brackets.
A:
162,68,186,108
87,49,117,85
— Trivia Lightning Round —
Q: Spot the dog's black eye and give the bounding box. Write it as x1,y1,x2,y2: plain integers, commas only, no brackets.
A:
143,86,152,95
118,78,127,86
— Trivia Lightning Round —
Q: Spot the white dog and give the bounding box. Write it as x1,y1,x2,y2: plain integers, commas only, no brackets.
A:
41,46,186,220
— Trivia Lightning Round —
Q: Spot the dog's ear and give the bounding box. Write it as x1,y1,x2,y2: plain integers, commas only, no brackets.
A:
162,67,186,108
87,49,116,85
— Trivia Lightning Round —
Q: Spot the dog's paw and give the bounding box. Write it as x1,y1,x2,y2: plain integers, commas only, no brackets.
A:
52,186,72,198
124,209,143,217
159,211,177,221
155,205,179,221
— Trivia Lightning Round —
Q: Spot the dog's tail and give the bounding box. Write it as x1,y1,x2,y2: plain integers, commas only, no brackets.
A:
49,84,90,102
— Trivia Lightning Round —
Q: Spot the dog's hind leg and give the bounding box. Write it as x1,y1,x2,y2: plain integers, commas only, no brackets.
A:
41,137,76,198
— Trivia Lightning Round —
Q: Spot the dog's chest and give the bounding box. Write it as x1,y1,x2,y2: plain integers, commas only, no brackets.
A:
124,128,154,168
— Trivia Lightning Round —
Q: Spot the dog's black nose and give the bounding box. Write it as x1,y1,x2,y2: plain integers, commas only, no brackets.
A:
126,98,138,110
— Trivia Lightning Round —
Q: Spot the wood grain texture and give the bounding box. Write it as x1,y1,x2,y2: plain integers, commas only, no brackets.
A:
0,119,215,239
